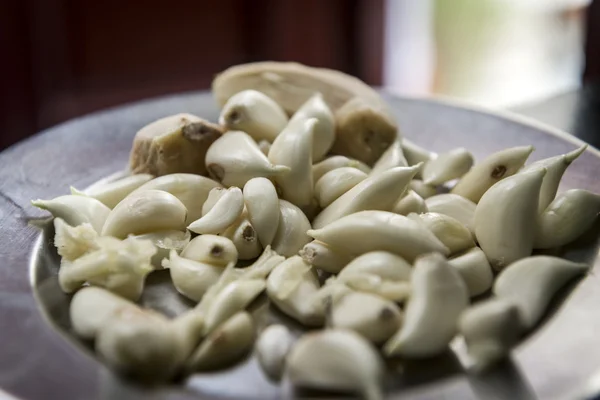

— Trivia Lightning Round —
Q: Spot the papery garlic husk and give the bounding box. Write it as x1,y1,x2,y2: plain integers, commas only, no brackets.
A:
180,234,238,266
313,155,371,182
187,187,244,234
132,230,191,269
370,139,408,175
333,273,411,303
271,200,312,258
451,145,534,203
315,167,368,208
425,193,477,234
258,140,271,156
474,168,546,271
205,130,290,187
401,139,437,167
409,212,475,255
308,211,449,262
162,250,225,302
219,89,289,142
493,256,588,329
71,173,154,209
534,189,600,249
448,247,493,297
53,218,99,261
392,190,428,215
287,329,385,400
422,147,474,186
32,195,111,233
255,324,295,381
299,240,354,274
338,251,412,282
101,189,187,238
243,177,280,246
289,93,335,161
384,253,468,358
221,211,263,260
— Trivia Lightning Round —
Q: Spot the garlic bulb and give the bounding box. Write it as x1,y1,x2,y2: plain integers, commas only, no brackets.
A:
315,167,368,208
71,173,154,209
187,187,244,234
271,200,312,258
255,324,295,380
180,234,238,266
289,93,335,161
313,155,371,182
423,147,474,186
243,177,280,247
32,194,111,233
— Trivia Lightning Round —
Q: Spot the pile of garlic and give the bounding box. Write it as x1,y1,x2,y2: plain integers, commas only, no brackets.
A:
31,62,600,399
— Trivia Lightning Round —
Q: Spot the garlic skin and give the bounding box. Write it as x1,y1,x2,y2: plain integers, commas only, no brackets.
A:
287,329,384,400
315,167,368,208
243,177,280,246
409,179,437,199
101,189,187,238
451,145,534,203
312,164,421,229
384,253,468,358
180,234,238,266
493,256,588,329
338,251,412,282
474,168,546,271
271,200,312,257
219,89,289,142
187,187,244,234
162,250,225,302
132,230,191,269
32,195,111,233
53,218,99,261
71,173,154,209
205,131,290,187
255,324,295,380
268,117,316,209
534,189,600,249
289,93,335,161
313,155,371,182
308,211,449,262
392,190,428,215
221,212,263,260
370,139,408,175
402,139,437,167
425,193,477,234
410,212,475,255
423,147,474,186
299,240,354,274
258,140,271,156
448,247,493,297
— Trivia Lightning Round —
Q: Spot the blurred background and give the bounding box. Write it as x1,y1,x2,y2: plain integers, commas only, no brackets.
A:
1,0,597,150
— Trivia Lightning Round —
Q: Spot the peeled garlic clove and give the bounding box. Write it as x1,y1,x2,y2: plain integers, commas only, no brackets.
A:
313,155,371,182
459,298,523,371
255,324,295,381
162,250,224,302
181,234,238,266
521,145,587,211
308,211,449,262
299,240,353,274
131,173,221,223
132,230,191,269
315,167,368,208
370,139,408,175
402,139,437,166
336,273,411,303
201,187,225,216
186,312,254,372
205,131,290,187
258,140,271,156
475,168,546,271
410,212,474,255
271,200,312,258
53,218,99,261
222,211,263,260
493,256,588,329
451,145,534,203
290,93,335,161
422,147,474,186
392,190,428,215
384,253,468,358
312,164,421,229
339,251,412,281
287,329,384,400
32,195,111,233
219,90,288,142
534,189,600,249
101,189,187,238
425,193,477,234
71,173,154,209
330,291,403,344
409,179,437,199
187,187,244,234
243,177,280,246
448,247,493,297
236,245,286,280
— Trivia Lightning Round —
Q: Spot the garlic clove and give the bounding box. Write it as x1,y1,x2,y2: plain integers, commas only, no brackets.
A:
243,177,280,246
180,234,238,266
255,324,295,381
132,230,191,269
422,147,474,186
53,218,99,261
425,193,477,234
474,168,546,271
258,140,271,156
384,253,468,358
448,247,493,297
335,273,412,303
392,190,428,215
401,139,437,167
162,250,225,302
409,179,437,199
187,187,244,234
299,240,354,274
271,200,312,258
370,139,408,175
32,195,111,233
236,245,286,280
221,211,263,260
71,173,154,209
338,251,412,281
289,93,335,161
315,167,368,208
101,189,187,238
409,212,475,255
312,155,371,182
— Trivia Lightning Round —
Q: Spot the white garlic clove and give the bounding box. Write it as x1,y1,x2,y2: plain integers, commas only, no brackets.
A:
221,211,263,260
101,189,187,238
243,177,280,246
255,324,295,381
70,173,154,209
289,93,335,161
205,130,290,187
534,189,600,249
258,140,271,156
392,190,428,215
287,329,384,400
409,179,437,199
315,167,368,208
493,256,588,329
448,247,493,297
425,193,477,234
219,90,289,142
451,145,534,203
53,218,99,261
335,273,411,303
384,253,468,358
195,262,240,313
271,200,312,258
201,187,226,216
422,147,474,186
32,194,111,233
409,212,475,255
401,139,437,167
236,245,286,280
299,240,354,274
162,250,225,302
338,251,412,282
187,187,244,234
312,155,371,182
475,168,546,271
132,230,190,269
370,139,408,176
180,234,238,266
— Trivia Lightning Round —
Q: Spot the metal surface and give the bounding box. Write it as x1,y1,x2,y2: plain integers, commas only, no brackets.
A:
0,91,598,400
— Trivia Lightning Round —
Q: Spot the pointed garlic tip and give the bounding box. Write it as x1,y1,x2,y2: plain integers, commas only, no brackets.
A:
307,211,449,262
401,138,437,167
384,253,468,358
32,195,111,233
425,193,477,234
448,247,493,297
271,200,312,257
534,189,600,249
69,186,87,197
166,250,225,302
493,256,588,329
392,190,428,215
255,324,295,381
339,251,412,282
312,164,421,229
186,311,254,372
101,189,187,238
474,167,546,271
181,234,238,266
243,177,280,246
75,173,155,209
451,145,535,203
315,167,368,208
290,93,335,162
257,139,271,156
299,240,353,274
312,155,371,182
221,212,263,260
409,179,437,199
412,212,475,255
422,147,474,186
330,291,403,344
238,245,285,280
266,256,324,326
219,89,289,142
287,329,384,400
131,229,191,269
565,144,587,163
53,217,99,261
205,130,291,187
370,139,409,176
187,187,244,234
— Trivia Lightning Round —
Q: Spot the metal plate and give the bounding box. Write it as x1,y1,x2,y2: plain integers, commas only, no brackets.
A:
0,92,599,400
